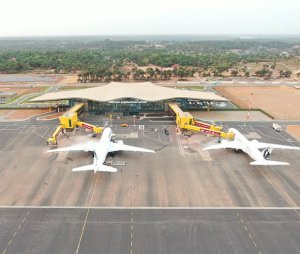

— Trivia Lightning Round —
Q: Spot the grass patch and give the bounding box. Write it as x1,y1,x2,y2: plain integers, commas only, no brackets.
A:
174,86,204,91
5,94,25,104
20,86,50,104
3,86,50,105
58,86,93,90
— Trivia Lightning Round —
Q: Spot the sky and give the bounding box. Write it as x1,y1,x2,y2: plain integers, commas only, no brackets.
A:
1,0,300,36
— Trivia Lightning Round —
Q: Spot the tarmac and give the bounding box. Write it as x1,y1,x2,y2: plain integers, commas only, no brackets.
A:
0,116,300,253
0,208,299,254
192,110,272,122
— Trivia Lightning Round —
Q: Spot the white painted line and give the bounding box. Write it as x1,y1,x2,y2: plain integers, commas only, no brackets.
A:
0,206,299,210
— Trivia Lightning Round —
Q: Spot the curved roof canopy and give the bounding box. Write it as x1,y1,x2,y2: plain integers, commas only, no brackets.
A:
31,82,228,102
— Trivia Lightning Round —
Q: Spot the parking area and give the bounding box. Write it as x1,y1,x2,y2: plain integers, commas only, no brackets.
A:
0,120,299,207
1,117,300,254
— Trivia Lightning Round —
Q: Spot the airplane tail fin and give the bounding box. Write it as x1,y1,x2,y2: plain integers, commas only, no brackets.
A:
72,164,118,173
250,160,290,166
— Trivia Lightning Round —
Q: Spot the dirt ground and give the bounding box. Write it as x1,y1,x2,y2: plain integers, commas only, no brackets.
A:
214,86,300,120
286,125,300,141
57,75,79,84
0,86,46,96
0,109,50,120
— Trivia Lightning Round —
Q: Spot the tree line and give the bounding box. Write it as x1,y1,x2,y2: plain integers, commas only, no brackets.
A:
0,39,298,76
77,67,195,83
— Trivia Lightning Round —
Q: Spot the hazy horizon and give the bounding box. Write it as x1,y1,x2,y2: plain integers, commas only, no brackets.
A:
1,35,300,42
1,0,300,37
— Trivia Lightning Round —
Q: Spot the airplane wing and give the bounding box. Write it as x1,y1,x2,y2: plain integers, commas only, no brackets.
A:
253,141,300,150
108,141,155,153
250,160,290,166
203,140,242,151
46,142,97,153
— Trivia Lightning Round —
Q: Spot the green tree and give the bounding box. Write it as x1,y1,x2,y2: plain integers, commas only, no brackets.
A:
230,69,238,77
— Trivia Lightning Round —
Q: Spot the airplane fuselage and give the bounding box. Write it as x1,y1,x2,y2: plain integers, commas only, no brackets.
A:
229,128,266,162
94,127,113,166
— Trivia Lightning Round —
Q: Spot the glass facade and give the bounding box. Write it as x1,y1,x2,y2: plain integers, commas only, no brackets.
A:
69,98,216,115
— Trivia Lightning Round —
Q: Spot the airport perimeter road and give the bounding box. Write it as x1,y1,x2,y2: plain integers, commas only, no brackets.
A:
0,208,299,254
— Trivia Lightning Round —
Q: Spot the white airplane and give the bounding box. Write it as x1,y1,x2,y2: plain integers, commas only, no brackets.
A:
47,127,155,173
203,128,300,166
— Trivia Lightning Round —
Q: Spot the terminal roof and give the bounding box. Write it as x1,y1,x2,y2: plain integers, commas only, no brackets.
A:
31,82,228,102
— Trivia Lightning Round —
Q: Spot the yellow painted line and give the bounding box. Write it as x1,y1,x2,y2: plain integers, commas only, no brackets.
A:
294,210,300,218
258,169,294,206
75,174,98,254
75,209,90,254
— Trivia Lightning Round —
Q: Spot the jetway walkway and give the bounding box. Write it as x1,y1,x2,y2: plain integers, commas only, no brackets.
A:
168,103,234,139
47,103,103,145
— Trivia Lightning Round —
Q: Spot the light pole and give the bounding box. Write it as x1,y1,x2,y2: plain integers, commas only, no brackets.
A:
244,93,253,127
133,115,136,127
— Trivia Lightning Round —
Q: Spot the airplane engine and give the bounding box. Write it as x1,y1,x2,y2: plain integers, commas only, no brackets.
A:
262,147,273,160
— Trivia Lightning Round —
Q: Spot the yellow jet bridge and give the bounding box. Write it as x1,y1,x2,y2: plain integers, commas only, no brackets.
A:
168,103,234,139
47,103,103,145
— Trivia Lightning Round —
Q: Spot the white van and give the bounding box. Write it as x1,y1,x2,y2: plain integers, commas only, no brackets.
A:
272,123,282,132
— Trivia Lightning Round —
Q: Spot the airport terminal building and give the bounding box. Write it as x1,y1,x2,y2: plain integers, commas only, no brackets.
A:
32,82,228,115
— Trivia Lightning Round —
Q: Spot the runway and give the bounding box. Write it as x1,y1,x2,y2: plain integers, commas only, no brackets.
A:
0,207,299,254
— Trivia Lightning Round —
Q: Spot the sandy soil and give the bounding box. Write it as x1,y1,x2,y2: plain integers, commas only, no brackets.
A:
214,86,300,120
57,75,79,84
286,125,300,141
0,109,50,120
